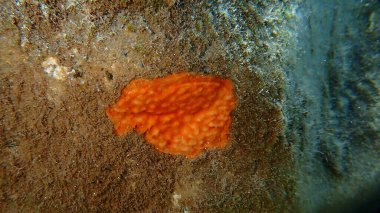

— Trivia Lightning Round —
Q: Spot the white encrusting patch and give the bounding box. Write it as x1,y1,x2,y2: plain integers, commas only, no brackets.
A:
42,57,70,80
172,192,182,208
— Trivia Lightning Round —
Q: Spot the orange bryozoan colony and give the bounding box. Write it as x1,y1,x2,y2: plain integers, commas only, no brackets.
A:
106,72,237,158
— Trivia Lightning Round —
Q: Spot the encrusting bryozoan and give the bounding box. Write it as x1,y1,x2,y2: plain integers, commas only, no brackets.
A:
106,72,236,158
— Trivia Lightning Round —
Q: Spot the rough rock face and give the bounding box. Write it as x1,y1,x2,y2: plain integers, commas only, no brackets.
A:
0,0,293,212
284,0,380,212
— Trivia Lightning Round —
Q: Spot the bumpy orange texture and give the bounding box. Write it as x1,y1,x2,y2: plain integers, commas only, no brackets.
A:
106,72,236,158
